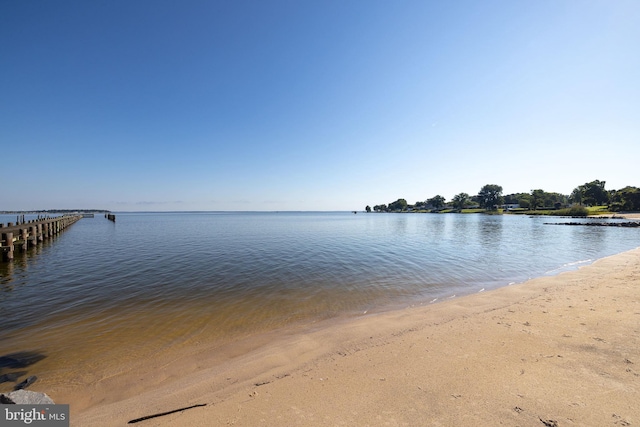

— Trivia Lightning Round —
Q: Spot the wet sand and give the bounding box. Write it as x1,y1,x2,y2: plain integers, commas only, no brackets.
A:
64,247,640,426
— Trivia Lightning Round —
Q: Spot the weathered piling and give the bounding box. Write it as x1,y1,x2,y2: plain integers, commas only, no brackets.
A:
1,232,14,261
18,228,28,251
106,213,116,222
28,225,38,245
0,215,82,262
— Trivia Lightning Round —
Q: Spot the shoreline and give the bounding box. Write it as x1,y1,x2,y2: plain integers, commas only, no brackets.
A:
66,247,640,426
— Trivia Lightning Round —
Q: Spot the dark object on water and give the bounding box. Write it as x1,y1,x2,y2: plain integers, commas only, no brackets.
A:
0,371,27,384
0,351,46,369
14,375,37,390
128,404,207,424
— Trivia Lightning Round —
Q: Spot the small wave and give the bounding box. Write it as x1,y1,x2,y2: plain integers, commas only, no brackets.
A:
565,259,593,267
545,259,593,275
478,288,485,293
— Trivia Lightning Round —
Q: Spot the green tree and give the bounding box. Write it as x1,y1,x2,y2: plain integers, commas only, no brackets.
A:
530,189,545,210
388,198,408,211
624,188,640,211
610,186,640,211
505,192,530,208
503,194,518,204
451,193,469,210
582,180,609,206
570,186,585,205
365,205,371,213
544,192,568,208
517,193,531,209
477,184,503,210
427,195,446,210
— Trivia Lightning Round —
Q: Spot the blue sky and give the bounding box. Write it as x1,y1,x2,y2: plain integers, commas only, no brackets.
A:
2,0,638,211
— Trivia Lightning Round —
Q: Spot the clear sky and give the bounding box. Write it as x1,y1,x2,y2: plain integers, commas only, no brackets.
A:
1,0,638,211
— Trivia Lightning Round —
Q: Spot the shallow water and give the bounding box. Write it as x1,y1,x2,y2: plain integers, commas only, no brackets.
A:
0,212,638,393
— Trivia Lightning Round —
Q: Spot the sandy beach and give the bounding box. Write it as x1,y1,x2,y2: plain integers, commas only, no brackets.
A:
592,213,640,220
65,247,640,426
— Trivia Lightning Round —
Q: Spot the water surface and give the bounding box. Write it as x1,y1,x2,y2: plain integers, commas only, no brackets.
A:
1,212,638,391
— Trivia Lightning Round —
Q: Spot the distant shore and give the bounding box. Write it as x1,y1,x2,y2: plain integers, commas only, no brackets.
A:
67,247,640,426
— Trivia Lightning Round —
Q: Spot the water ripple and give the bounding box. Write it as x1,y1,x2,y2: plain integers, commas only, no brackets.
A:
0,212,639,382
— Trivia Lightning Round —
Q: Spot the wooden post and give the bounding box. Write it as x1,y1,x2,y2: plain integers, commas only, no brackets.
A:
19,228,28,251
2,232,14,261
37,224,43,242
29,225,38,246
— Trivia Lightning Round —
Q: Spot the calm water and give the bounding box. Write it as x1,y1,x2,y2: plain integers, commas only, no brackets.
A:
0,212,638,390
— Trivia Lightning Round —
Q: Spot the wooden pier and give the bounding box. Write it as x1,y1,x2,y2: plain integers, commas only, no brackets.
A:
0,215,82,262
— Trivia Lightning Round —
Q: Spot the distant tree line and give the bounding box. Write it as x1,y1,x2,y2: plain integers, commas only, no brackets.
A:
367,180,640,213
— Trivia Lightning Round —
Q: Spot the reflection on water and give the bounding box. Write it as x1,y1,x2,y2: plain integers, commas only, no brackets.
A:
0,212,638,395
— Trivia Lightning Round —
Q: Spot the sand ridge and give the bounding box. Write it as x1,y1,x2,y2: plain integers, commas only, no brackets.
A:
70,248,640,426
